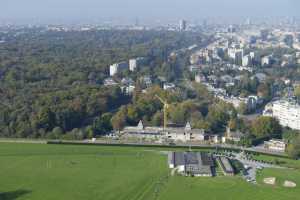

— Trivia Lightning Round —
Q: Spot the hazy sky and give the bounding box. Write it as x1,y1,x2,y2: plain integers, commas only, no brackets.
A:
1,0,300,24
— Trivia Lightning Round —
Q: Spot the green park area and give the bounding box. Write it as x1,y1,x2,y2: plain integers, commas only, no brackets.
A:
0,143,300,200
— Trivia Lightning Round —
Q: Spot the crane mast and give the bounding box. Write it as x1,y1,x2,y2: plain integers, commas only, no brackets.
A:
155,95,169,130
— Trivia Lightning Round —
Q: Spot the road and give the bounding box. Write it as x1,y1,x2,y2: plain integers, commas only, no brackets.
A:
65,138,287,157
0,137,287,158
0,138,46,144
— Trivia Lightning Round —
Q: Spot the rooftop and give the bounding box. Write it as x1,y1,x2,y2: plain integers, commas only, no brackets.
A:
218,157,234,174
168,152,214,176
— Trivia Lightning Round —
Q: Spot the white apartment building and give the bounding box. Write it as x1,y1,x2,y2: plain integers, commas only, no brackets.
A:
228,48,244,64
129,57,146,71
261,55,271,66
179,19,187,31
263,100,300,130
109,61,129,76
242,55,252,66
250,52,259,62
281,54,294,67
129,59,138,71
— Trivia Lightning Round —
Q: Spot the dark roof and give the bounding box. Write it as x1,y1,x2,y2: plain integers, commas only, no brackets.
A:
200,153,214,167
170,152,214,166
218,157,234,174
173,152,185,166
168,152,214,176
186,164,212,175
185,152,199,165
185,152,213,176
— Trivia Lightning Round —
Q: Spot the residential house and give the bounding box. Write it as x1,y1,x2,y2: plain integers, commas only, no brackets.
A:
264,139,287,152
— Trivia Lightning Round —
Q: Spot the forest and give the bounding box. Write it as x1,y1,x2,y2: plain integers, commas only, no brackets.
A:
0,28,207,139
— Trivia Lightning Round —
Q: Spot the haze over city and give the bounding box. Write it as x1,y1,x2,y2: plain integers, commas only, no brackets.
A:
1,0,300,24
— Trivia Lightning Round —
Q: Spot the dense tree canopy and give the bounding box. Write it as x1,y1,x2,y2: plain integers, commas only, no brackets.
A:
0,28,206,138
251,116,282,139
287,135,300,159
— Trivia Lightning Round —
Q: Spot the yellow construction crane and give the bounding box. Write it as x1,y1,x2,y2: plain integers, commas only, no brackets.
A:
155,94,169,130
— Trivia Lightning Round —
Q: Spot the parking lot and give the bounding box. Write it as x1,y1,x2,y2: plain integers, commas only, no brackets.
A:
234,152,285,184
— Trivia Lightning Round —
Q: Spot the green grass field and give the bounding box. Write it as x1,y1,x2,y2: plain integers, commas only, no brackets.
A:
0,143,299,200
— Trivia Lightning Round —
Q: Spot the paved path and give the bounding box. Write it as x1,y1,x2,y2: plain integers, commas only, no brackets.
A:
0,138,46,144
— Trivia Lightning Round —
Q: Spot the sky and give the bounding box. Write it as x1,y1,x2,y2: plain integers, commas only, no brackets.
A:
1,0,300,24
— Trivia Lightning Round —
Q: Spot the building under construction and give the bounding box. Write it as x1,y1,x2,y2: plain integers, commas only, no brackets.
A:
121,120,206,142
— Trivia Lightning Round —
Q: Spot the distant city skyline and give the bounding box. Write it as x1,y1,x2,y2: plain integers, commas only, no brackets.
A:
1,0,300,24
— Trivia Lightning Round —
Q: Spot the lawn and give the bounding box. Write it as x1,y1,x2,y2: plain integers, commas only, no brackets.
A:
252,154,300,169
0,143,168,200
159,169,300,200
0,143,299,200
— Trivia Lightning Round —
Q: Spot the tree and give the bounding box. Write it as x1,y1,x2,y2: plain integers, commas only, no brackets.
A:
237,102,248,115
206,101,237,133
193,83,212,101
287,135,300,159
239,134,253,147
193,119,210,131
133,80,143,103
65,128,85,140
249,77,259,93
190,111,203,126
294,86,300,100
257,83,271,100
47,126,63,139
36,108,56,132
151,111,163,126
126,105,139,124
93,113,113,135
15,121,32,138
251,116,282,138
111,107,127,132
169,105,187,125
85,125,94,139
282,129,299,143
228,118,238,131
